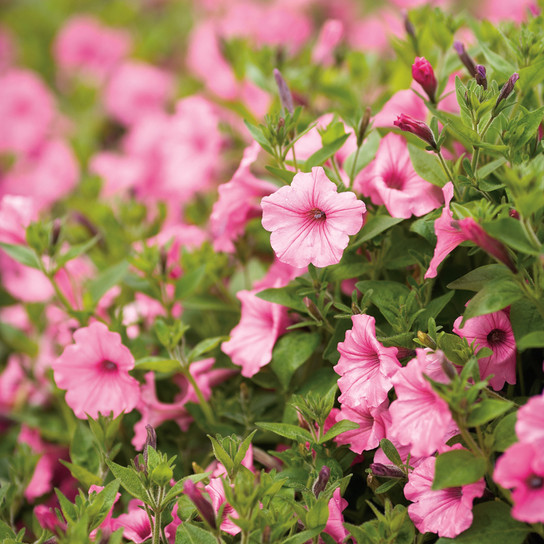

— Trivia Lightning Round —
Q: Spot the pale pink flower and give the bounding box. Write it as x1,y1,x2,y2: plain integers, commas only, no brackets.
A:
89,151,148,196
334,399,389,454
52,322,140,419
347,10,403,53
404,449,486,537
0,195,37,245
0,254,53,302
453,310,516,391
53,15,131,82
516,391,544,445
312,19,344,66
334,314,400,408
261,167,365,268
389,349,455,457
0,69,56,155
210,142,277,253
323,488,349,543
478,0,537,23
372,89,426,128
206,478,240,535
113,499,151,543
494,441,544,523
123,293,166,339
355,133,443,219
103,61,174,126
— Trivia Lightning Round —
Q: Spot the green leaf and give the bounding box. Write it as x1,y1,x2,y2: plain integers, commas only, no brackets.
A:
244,120,273,154
187,336,228,363
477,157,507,179
88,260,129,303
408,143,448,186
282,528,323,544
343,130,381,178
265,165,295,184
134,357,181,372
88,480,120,531
517,331,544,350
379,438,403,468
432,450,486,490
436,501,529,544
105,459,149,503
482,218,541,255
175,265,206,299
467,399,514,426
462,279,524,323
519,58,544,91
447,265,512,292
375,479,399,494
352,215,404,248
0,242,42,269
256,286,307,313
319,420,359,444
0,322,38,356
479,43,517,80
306,497,330,529
233,430,258,467
415,291,454,330
303,134,350,170
56,235,100,267
207,435,234,475
510,299,544,344
256,422,313,444
175,523,218,544
0,521,16,540
55,488,77,523
270,332,320,389
493,412,517,452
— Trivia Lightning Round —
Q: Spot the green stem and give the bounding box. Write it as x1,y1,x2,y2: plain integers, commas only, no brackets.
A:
349,145,361,189
471,115,495,173
182,367,216,425
436,150,454,183
292,143,299,173
331,157,343,186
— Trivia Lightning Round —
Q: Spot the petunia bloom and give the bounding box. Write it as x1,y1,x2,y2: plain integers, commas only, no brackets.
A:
405,449,486,537
494,441,544,523
453,310,516,390
52,321,140,419
516,391,544,445
261,167,365,268
412,57,437,102
354,133,443,219
334,314,401,408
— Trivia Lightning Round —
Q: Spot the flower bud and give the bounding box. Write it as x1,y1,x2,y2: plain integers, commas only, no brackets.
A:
403,11,416,40
357,106,372,147
412,57,437,102
370,463,405,479
184,480,217,530
394,114,438,151
509,208,520,219
417,331,436,350
312,465,330,497
453,41,477,77
475,65,487,90
143,424,157,470
273,68,294,114
440,357,457,381
50,219,62,252
494,73,519,114
304,297,322,321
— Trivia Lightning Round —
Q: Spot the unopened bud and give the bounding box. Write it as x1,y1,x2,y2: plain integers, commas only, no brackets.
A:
184,480,216,530
417,331,436,349
143,424,157,469
366,473,380,493
134,454,145,472
312,465,330,497
304,297,322,321
370,463,405,479
412,57,437,102
240,381,250,402
403,11,416,39
494,73,519,114
262,526,271,544
441,358,457,381
357,106,372,147
297,410,311,432
277,117,285,130
159,247,168,276
50,219,62,251
475,65,487,90
509,208,520,219
453,41,477,77
273,68,294,114
394,114,438,151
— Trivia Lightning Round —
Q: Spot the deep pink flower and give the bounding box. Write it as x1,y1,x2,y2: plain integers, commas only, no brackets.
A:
494,441,544,523
52,322,140,419
405,450,486,537
394,114,438,150
113,499,152,543
453,310,516,390
335,314,401,407
389,349,456,457
334,399,389,454
412,57,437,102
516,391,544,444
103,61,174,126
210,142,277,253
205,478,239,534
323,488,349,543
261,167,365,268
53,15,131,82
186,480,218,530
355,133,443,219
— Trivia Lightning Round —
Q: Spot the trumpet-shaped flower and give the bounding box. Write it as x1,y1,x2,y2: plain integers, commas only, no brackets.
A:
355,133,443,219
335,314,400,407
261,167,365,268
52,322,140,419
516,391,544,444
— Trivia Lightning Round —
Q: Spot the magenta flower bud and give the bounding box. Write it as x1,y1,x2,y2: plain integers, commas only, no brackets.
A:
475,65,487,90
412,57,437,102
312,465,330,497
394,114,438,151
494,73,519,113
184,480,217,530
509,208,520,219
273,68,294,114
370,463,405,479
453,41,477,77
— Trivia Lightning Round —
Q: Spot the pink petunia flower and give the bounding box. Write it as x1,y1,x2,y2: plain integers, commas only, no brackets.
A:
52,321,140,419
312,19,344,66
103,61,174,126
261,167,365,268
412,57,437,102
389,349,456,457
516,391,544,445
323,488,349,543
404,449,486,537
372,89,427,128
0,195,37,245
334,399,389,454
355,133,443,219
453,310,516,391
210,142,277,253
494,441,544,523
334,314,401,408
113,499,152,543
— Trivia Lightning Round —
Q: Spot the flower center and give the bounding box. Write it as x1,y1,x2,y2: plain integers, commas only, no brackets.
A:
527,475,543,489
308,208,326,221
101,359,118,372
382,168,405,190
487,328,506,345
